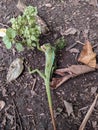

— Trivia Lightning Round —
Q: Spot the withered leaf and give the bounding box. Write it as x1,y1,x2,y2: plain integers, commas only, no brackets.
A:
51,65,95,89
7,58,24,82
78,40,96,68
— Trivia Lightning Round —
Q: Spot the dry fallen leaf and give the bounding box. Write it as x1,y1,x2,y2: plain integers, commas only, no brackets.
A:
51,65,95,89
78,40,96,68
69,48,79,53
0,28,6,37
0,100,5,111
63,100,74,117
7,58,24,82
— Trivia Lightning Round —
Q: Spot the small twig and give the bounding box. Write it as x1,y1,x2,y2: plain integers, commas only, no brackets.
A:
12,101,17,130
66,40,85,52
93,43,98,48
79,94,98,130
32,119,37,130
79,106,89,111
66,42,78,51
32,78,37,91
0,22,9,28
76,41,85,45
66,40,98,52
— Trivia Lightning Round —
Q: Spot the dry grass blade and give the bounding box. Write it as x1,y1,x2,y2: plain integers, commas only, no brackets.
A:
79,94,98,130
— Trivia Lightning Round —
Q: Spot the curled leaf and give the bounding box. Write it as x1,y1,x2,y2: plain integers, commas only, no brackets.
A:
0,100,5,111
51,65,95,89
78,40,96,68
7,58,24,82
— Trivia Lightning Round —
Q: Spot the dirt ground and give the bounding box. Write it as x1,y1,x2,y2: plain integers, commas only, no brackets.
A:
0,0,98,130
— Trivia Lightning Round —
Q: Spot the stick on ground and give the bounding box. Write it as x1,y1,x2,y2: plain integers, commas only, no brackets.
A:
79,94,98,130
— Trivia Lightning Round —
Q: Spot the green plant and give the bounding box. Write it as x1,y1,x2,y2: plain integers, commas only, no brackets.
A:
3,6,41,51
55,36,67,50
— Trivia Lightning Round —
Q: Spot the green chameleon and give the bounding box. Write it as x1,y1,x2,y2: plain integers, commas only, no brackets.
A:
29,43,56,130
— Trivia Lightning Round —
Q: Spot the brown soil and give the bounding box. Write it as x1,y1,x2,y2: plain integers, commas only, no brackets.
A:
0,0,98,130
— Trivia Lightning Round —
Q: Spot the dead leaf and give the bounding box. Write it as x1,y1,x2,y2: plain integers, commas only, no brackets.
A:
78,40,96,68
7,58,24,82
0,100,5,111
51,65,95,89
51,75,72,89
79,94,98,130
0,28,6,37
63,100,74,117
36,15,49,34
55,65,95,76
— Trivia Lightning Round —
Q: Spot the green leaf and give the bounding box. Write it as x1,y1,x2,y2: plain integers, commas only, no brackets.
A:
15,43,24,52
5,42,12,49
3,36,12,49
6,28,16,39
55,37,67,50
4,6,41,51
